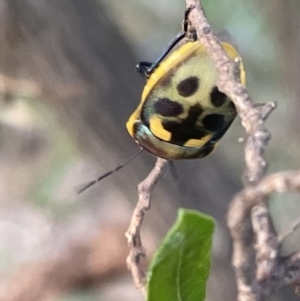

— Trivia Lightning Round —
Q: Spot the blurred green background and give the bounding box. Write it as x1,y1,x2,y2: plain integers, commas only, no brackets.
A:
0,0,299,300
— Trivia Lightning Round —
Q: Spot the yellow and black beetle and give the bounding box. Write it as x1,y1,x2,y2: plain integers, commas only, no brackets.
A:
126,9,245,160
78,9,246,193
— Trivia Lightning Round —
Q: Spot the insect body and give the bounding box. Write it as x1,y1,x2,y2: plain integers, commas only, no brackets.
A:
126,40,245,160
78,11,246,193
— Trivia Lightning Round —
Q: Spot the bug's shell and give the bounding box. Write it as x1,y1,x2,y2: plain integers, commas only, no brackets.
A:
126,41,245,160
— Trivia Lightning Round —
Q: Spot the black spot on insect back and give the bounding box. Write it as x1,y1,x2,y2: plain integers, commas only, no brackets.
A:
177,76,200,97
162,104,206,145
154,98,184,117
202,114,225,132
210,86,227,107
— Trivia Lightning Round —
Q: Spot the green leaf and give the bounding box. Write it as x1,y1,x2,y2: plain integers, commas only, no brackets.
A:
147,208,215,301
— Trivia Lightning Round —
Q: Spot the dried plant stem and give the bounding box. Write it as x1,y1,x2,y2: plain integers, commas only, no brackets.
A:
125,158,168,294
230,171,300,296
185,0,274,184
184,1,300,301
278,215,300,243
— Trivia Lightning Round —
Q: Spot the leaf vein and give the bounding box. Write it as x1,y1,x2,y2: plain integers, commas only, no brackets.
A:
176,236,184,301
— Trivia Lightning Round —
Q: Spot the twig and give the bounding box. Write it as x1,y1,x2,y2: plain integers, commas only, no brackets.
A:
277,252,300,292
251,205,278,295
278,215,300,243
184,1,278,300
229,171,300,221
125,158,168,294
185,0,273,184
230,171,300,294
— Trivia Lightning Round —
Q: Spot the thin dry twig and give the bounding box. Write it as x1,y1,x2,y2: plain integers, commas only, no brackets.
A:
185,0,274,184
229,171,300,296
251,205,278,287
183,1,300,301
125,158,168,294
184,1,276,300
278,215,300,243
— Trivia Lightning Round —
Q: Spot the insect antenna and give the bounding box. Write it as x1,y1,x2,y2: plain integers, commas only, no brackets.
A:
77,148,143,194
